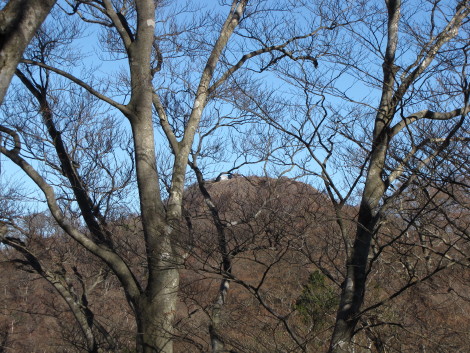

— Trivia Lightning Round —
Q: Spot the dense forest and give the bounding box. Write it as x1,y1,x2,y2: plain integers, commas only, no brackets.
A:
0,1,469,352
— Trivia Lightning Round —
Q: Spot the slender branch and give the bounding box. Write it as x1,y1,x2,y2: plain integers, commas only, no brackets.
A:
395,3,470,103
15,69,114,247
390,106,470,137
388,97,469,186
0,234,100,352
207,26,328,95
152,92,179,154
20,59,132,116
102,0,134,49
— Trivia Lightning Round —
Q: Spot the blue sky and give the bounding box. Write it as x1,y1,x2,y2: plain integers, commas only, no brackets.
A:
1,0,466,215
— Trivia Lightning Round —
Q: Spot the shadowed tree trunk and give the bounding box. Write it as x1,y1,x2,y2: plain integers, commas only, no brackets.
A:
328,1,470,351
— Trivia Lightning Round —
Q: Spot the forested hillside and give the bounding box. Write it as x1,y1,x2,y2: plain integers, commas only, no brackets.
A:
1,176,469,352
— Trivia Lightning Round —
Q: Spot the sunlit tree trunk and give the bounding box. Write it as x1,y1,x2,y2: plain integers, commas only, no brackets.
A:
0,0,56,104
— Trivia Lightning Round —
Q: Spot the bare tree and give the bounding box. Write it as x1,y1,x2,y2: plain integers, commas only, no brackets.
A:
240,0,470,351
0,1,329,351
329,2,469,351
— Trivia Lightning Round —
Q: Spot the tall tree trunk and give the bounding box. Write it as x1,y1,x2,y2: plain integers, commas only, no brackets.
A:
123,1,182,351
328,193,382,352
329,126,389,351
328,0,470,349
130,116,180,353
136,274,179,353
328,1,401,350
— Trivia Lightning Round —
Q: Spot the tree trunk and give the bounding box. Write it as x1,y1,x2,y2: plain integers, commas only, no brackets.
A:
210,279,230,353
328,209,378,353
329,114,391,353
0,0,56,104
129,117,180,353
136,268,179,353
329,1,401,349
